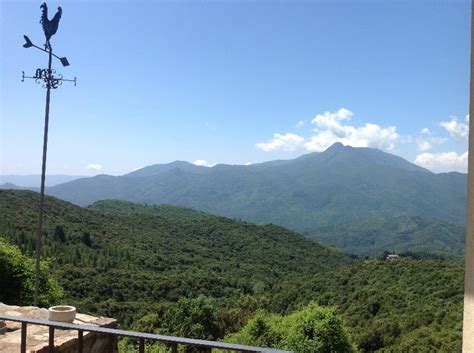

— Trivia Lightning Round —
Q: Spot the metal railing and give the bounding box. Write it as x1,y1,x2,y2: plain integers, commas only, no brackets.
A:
0,315,290,353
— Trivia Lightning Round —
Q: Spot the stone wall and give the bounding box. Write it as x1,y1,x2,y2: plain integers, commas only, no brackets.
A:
0,303,118,353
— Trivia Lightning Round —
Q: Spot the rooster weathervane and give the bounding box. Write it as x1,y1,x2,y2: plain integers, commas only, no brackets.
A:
40,3,62,46
21,2,77,307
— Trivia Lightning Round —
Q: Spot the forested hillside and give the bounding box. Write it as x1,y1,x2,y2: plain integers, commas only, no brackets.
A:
0,190,352,325
47,144,467,231
270,259,464,352
312,215,466,257
0,190,464,352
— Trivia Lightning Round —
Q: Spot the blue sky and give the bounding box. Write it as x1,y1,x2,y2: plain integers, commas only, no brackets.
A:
1,0,471,176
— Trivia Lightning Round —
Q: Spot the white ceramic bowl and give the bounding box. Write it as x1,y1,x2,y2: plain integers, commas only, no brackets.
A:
48,305,76,323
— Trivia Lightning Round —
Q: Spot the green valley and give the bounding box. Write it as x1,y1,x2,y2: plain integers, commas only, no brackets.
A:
0,190,465,352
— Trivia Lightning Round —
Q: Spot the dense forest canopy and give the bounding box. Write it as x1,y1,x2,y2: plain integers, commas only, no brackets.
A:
312,215,466,258
0,190,465,352
0,237,62,307
0,190,353,322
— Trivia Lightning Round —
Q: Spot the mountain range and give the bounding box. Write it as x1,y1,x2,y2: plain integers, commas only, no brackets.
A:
3,143,467,256
47,143,467,226
0,174,83,187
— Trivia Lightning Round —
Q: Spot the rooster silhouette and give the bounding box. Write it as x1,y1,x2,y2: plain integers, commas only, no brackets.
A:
40,3,62,44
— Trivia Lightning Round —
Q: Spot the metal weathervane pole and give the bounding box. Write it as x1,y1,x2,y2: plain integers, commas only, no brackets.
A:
21,2,76,307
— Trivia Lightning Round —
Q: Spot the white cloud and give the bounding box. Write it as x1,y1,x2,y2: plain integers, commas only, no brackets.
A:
245,162,253,166
431,137,448,145
193,160,216,167
417,140,432,152
420,128,431,135
256,133,305,152
307,108,399,152
310,108,353,129
415,136,447,152
257,108,399,153
399,135,414,144
414,151,468,173
440,116,469,139
296,120,305,128
87,163,102,171
307,123,399,152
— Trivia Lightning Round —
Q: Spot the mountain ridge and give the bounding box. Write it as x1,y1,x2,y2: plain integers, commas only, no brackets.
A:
122,143,432,177
46,144,467,233
0,174,84,187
